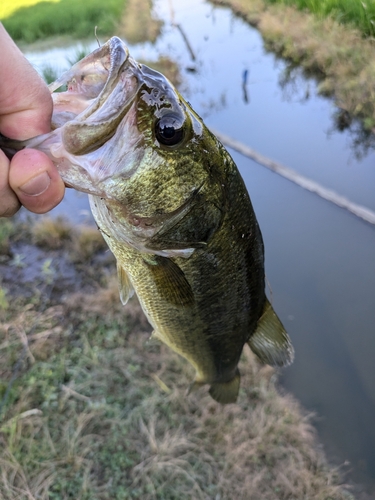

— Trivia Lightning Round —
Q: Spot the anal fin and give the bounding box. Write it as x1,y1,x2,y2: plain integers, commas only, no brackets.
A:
150,329,163,342
248,298,294,367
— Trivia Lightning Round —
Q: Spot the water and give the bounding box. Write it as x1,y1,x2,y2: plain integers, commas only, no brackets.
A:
24,0,375,492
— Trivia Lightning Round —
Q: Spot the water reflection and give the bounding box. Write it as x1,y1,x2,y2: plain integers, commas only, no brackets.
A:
277,64,313,102
242,68,249,103
277,62,375,160
328,112,375,161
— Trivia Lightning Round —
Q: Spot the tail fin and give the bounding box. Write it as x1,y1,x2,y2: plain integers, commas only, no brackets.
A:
248,299,294,367
208,369,240,404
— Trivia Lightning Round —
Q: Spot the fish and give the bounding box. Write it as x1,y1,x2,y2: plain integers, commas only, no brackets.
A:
1,37,294,404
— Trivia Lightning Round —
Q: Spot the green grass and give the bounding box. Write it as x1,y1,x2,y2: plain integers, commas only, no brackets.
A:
264,0,375,37
2,0,127,43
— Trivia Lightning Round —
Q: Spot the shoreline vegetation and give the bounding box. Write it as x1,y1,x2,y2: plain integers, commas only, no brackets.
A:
211,0,375,131
1,0,125,43
0,217,354,499
261,0,375,37
0,0,162,47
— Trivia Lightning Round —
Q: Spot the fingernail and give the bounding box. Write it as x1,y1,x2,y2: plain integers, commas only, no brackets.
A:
19,172,51,196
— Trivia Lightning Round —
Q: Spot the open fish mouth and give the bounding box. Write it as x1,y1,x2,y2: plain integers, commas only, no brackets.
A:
0,38,149,195
48,37,141,156
50,37,130,125
0,37,194,194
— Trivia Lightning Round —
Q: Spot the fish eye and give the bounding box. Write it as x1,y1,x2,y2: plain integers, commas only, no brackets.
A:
155,113,185,146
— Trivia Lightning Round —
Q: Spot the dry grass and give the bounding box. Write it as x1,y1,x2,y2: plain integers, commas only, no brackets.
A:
119,0,163,45
0,220,353,499
69,225,108,264
265,0,375,38
29,216,110,264
0,219,15,256
211,0,375,130
31,216,72,250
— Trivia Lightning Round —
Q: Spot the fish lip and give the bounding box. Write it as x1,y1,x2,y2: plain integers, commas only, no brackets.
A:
47,36,143,175
48,36,129,93
49,37,132,126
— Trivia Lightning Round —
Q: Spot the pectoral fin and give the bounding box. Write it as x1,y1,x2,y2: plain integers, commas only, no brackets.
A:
248,299,294,367
117,263,134,305
143,255,194,306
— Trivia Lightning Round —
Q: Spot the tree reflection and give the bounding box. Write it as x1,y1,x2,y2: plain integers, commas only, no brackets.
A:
278,62,375,160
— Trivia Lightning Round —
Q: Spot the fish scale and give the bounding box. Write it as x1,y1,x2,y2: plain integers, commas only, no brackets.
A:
0,37,294,404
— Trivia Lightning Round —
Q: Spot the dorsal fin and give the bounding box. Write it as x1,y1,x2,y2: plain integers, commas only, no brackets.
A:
248,299,294,367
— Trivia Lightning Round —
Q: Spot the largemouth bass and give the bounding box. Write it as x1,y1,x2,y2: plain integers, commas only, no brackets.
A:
1,37,294,403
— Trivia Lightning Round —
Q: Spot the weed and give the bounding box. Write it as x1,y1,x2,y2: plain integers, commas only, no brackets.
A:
9,253,26,268
70,226,108,264
40,258,55,285
0,288,9,310
0,219,14,256
41,63,59,85
66,47,91,67
31,216,71,250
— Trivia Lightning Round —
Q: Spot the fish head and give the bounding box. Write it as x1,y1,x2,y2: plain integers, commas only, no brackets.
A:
42,37,204,198
2,37,219,253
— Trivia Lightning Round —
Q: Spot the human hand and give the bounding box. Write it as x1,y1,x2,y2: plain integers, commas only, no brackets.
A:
0,23,65,217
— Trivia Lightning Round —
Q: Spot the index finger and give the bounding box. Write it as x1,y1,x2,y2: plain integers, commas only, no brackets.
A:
0,23,53,140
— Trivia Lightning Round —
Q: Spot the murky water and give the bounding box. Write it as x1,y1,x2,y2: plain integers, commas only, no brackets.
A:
23,0,375,492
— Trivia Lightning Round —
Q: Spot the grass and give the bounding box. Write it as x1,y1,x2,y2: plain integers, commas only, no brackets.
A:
0,219,15,256
119,0,163,45
1,0,127,43
0,216,354,500
264,0,375,37
31,216,72,250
